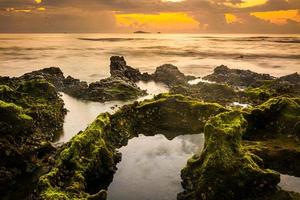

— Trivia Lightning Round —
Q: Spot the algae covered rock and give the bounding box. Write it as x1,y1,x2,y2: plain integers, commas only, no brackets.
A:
245,97,300,139
203,65,274,87
37,113,119,200
20,57,148,102
110,94,227,140
0,77,66,198
170,82,240,105
152,64,194,87
243,97,300,178
179,111,280,200
37,94,228,199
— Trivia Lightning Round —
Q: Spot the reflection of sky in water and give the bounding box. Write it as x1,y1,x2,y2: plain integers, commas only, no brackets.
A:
108,134,205,200
279,174,300,193
1,34,300,82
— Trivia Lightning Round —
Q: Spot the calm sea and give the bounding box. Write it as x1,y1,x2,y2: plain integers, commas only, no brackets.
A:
0,34,299,81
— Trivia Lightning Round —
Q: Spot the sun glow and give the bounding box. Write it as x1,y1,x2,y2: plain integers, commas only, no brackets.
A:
115,12,200,32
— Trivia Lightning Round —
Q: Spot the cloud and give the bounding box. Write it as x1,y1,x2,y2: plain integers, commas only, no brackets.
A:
0,0,299,33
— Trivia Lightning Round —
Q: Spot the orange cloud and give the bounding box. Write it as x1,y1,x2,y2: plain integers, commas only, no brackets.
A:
251,9,300,25
225,13,243,24
15,9,32,13
115,12,200,32
225,0,268,8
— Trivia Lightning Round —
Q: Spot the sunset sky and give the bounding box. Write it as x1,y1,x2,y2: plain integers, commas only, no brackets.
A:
0,0,300,33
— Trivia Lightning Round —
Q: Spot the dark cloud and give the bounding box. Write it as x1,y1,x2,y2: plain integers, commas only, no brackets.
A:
0,0,299,33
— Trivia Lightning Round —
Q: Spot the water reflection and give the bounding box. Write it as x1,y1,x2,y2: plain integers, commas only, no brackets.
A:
108,134,204,200
57,93,126,143
279,174,300,193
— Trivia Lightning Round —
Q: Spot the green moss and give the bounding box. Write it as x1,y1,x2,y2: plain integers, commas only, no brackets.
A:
0,77,66,198
179,111,280,200
245,97,300,139
170,83,239,105
38,113,115,200
244,87,271,100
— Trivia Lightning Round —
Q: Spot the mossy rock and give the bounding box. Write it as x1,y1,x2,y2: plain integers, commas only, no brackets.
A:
37,113,119,200
0,77,66,198
179,111,280,200
170,82,240,105
0,100,33,136
37,94,228,199
245,97,300,139
110,93,228,141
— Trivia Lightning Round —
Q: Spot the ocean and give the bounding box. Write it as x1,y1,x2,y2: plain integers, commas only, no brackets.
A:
0,34,299,82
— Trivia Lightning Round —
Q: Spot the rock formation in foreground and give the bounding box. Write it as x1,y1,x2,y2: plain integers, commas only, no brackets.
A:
35,94,300,200
0,77,66,198
1,57,300,199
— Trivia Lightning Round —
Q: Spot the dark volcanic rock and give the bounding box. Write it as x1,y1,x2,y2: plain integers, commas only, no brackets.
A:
20,57,147,102
204,65,274,87
110,56,143,82
170,82,240,105
21,67,65,90
279,73,300,87
83,76,146,102
152,64,194,87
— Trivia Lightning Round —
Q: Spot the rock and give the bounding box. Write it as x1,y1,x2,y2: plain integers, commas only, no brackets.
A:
244,97,300,139
36,94,227,199
170,82,239,105
279,73,300,85
243,97,300,178
21,67,65,90
179,111,280,200
37,113,119,200
203,65,274,87
110,56,142,82
0,77,66,198
19,57,147,102
152,64,192,87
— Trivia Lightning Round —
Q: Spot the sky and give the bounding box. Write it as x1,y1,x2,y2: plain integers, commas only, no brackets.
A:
0,0,300,33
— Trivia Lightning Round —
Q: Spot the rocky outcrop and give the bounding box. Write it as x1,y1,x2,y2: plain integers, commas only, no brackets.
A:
110,56,147,82
179,111,280,200
0,77,66,198
243,97,300,178
244,97,300,139
36,94,228,199
203,65,274,87
37,114,120,200
170,82,240,105
20,57,147,102
152,64,194,87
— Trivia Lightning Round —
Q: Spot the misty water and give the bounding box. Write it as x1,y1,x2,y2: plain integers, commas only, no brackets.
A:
0,34,299,83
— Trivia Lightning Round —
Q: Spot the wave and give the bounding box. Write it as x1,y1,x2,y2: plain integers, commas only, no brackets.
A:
208,37,300,44
0,47,58,51
78,38,151,42
107,47,300,60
